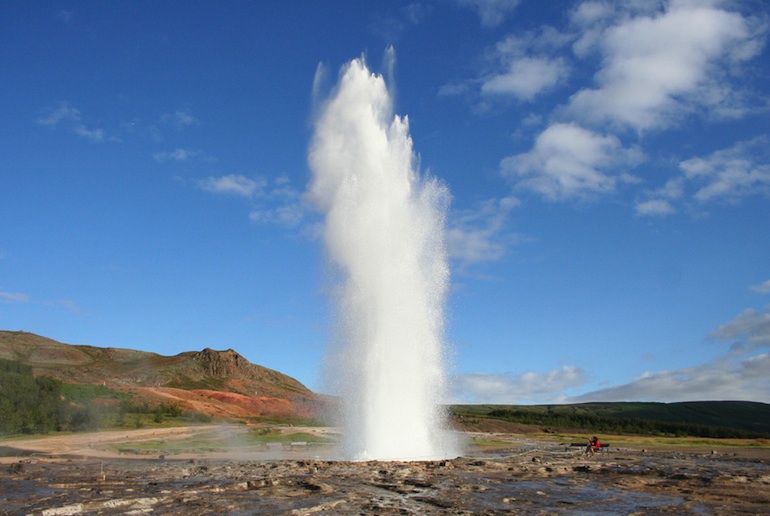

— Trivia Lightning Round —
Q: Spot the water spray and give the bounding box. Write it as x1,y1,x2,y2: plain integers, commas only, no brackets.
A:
308,56,460,460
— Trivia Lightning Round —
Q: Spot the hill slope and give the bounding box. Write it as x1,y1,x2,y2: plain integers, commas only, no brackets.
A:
452,401,770,436
0,330,322,420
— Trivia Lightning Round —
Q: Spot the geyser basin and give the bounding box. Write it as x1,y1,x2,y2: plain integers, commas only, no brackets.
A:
308,56,460,460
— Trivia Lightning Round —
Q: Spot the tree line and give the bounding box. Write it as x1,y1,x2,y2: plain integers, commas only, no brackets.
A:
480,407,769,439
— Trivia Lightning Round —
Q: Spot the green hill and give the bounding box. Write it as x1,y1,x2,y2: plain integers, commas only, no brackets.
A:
0,330,324,434
452,401,770,438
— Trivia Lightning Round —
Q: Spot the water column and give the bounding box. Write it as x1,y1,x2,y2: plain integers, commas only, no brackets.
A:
307,57,459,460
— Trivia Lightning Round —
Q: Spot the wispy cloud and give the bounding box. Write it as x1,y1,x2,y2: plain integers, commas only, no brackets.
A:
197,174,265,197
455,304,770,404
634,177,685,216
458,0,522,28
571,353,770,403
161,108,199,130
680,136,770,203
579,304,770,402
250,176,309,227
447,196,520,267
196,173,310,227
45,299,90,317
153,148,198,163
0,291,30,303
36,102,105,142
453,365,588,404
636,137,770,216
750,280,770,294
709,305,770,350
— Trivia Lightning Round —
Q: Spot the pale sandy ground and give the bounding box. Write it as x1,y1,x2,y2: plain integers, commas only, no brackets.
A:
2,426,770,514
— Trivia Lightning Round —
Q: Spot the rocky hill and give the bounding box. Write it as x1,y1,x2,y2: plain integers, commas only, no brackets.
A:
0,330,324,421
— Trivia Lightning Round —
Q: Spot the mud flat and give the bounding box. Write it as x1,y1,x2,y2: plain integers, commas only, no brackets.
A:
1,427,769,514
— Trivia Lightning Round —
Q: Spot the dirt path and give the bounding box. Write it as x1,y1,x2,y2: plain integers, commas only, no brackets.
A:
0,426,224,461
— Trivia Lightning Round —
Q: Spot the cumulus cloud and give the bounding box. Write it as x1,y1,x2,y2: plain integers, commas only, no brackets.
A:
446,196,520,267
482,56,568,101
458,0,522,28
453,365,588,404
197,174,265,197
35,102,105,142
566,2,765,131
501,122,644,200
451,1,766,215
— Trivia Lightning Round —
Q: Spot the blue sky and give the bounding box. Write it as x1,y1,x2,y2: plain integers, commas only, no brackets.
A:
2,1,769,404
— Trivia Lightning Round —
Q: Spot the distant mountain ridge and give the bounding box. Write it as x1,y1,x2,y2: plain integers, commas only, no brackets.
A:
0,330,322,420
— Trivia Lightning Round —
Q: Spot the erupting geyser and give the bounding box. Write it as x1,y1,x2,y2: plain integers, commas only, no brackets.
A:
307,57,460,461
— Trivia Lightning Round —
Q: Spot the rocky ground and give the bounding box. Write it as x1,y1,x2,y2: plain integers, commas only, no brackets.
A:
2,426,769,514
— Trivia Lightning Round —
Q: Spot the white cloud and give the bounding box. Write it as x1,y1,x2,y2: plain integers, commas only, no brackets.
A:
453,366,588,404
750,280,770,294
36,103,80,126
0,291,30,303
458,0,522,28
573,304,770,403
46,299,90,316
255,176,312,227
708,305,770,349
161,108,199,129
455,304,770,404
634,177,685,216
572,353,770,403
567,3,765,131
446,196,520,267
479,29,572,102
501,122,644,200
452,1,767,217
153,148,197,163
635,137,769,215
36,102,105,142
679,136,770,203
197,174,265,197
482,56,568,101
249,203,306,227
634,199,676,216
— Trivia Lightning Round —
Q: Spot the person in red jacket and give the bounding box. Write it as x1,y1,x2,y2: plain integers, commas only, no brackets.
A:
586,436,601,456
